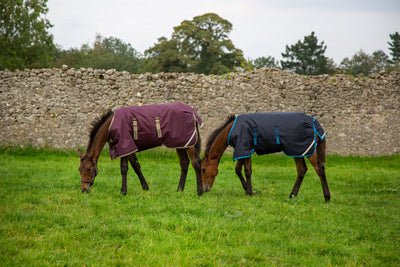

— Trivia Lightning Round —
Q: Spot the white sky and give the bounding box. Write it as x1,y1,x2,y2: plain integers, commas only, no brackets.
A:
47,0,400,64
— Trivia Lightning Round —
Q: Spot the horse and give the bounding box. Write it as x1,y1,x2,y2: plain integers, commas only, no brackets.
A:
201,113,331,201
78,102,204,196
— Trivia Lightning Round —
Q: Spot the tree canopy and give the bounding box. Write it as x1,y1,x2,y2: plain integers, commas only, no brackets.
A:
253,56,279,69
388,32,400,65
145,13,245,75
54,34,143,73
280,32,332,75
339,49,389,75
0,0,55,70
1,2,397,76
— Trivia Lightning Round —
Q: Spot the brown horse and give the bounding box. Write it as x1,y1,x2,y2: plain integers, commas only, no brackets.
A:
201,113,330,201
78,103,204,196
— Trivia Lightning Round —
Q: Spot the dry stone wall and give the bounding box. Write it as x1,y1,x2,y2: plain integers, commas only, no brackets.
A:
1,66,399,156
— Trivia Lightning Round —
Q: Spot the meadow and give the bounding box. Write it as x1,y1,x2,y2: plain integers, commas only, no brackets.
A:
0,147,399,266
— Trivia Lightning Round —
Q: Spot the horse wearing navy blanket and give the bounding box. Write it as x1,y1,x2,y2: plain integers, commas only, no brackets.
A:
78,103,204,196
201,112,330,201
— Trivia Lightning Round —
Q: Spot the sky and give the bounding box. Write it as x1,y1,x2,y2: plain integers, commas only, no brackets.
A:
47,0,400,64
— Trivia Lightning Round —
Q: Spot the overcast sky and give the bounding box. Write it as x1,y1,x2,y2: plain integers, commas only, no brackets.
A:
47,0,400,64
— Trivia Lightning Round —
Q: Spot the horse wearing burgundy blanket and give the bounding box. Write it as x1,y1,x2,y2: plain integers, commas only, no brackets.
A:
78,103,204,196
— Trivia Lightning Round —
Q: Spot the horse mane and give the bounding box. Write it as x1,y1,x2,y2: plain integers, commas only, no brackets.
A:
205,114,236,153
86,110,114,154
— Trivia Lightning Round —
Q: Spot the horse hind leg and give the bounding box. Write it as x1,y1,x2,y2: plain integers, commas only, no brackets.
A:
176,148,190,192
308,153,331,201
290,157,307,199
243,157,254,196
128,153,149,191
120,157,129,195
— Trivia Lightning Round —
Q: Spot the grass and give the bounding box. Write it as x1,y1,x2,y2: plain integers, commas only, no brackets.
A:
0,146,399,266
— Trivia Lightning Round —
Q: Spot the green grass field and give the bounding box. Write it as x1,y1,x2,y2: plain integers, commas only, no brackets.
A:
0,147,399,266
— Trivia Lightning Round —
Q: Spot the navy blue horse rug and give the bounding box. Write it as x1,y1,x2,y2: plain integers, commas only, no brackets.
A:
108,103,202,159
227,112,326,161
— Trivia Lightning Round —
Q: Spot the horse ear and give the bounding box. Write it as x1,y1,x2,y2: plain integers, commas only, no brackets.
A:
78,149,83,158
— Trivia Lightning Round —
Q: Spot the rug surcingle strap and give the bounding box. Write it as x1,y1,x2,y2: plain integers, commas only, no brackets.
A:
155,117,162,138
132,118,138,140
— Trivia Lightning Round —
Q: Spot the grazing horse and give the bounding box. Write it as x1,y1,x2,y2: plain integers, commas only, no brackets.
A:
78,102,204,196
201,113,330,201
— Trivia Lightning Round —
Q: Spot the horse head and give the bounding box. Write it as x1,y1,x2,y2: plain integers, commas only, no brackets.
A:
78,149,98,193
201,151,219,192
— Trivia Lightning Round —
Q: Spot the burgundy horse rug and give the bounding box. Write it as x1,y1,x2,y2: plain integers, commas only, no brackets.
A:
108,103,202,159
227,112,326,161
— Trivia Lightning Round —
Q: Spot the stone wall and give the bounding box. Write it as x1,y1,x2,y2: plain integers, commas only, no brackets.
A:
1,66,399,156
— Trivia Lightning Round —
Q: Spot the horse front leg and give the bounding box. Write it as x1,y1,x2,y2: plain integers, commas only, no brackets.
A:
290,157,307,198
187,146,203,196
176,149,189,192
243,157,253,196
120,156,129,195
235,160,248,192
128,153,149,191
308,153,331,201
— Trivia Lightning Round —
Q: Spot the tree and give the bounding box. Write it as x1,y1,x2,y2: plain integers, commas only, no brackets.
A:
388,32,400,65
339,49,388,75
54,34,144,73
371,50,389,73
144,37,187,73
0,0,55,70
280,32,330,75
253,56,279,69
145,13,245,74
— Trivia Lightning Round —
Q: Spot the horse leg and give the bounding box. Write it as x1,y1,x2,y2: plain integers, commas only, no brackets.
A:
235,160,248,192
176,148,189,192
120,157,129,195
308,153,331,201
128,153,149,191
187,146,204,196
243,157,253,196
290,157,307,198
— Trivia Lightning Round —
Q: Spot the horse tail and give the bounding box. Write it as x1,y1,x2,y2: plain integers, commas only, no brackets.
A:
316,136,326,164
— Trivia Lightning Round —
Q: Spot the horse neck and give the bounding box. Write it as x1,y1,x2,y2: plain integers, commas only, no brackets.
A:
208,121,233,161
87,116,112,162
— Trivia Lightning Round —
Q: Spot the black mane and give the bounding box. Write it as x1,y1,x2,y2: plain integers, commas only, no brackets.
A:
86,110,114,154
205,114,236,153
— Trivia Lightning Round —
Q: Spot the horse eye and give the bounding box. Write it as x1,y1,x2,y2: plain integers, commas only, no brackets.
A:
202,168,206,173
87,168,91,172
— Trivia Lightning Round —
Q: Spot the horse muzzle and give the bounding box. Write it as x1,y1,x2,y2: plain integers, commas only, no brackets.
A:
203,183,211,192
81,180,92,193
81,185,90,193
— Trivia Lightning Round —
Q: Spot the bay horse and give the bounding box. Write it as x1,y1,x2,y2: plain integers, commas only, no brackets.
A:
78,103,204,196
201,113,330,201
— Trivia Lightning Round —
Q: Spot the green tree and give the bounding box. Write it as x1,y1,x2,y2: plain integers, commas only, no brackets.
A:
371,50,389,73
280,32,330,75
388,32,400,65
145,13,245,74
253,56,279,69
339,49,388,75
54,34,144,73
0,0,55,70
144,37,187,73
